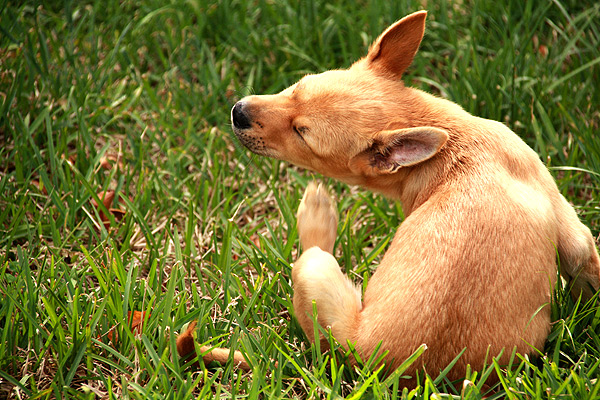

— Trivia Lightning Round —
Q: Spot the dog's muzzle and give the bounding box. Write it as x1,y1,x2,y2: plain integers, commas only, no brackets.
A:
231,101,252,130
231,100,269,155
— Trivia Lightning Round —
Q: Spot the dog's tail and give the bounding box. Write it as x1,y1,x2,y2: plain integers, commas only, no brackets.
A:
176,321,251,371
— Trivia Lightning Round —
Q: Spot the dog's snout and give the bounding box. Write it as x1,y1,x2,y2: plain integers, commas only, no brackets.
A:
231,101,252,130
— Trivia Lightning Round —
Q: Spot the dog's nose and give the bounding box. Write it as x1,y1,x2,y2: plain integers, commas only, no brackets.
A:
231,101,252,130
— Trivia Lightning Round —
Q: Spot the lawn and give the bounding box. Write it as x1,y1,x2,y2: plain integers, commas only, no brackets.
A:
1,0,599,398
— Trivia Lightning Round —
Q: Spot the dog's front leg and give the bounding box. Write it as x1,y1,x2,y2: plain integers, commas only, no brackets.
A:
292,183,362,345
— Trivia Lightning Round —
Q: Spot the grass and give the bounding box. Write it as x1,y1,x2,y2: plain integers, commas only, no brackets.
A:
1,0,599,398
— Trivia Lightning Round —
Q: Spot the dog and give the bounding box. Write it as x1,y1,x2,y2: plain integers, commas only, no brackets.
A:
180,10,600,386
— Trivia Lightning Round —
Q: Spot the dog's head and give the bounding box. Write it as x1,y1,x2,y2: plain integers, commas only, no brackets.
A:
231,11,448,186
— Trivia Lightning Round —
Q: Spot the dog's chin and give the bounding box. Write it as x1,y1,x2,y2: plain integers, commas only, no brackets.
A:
247,145,275,158
234,130,274,158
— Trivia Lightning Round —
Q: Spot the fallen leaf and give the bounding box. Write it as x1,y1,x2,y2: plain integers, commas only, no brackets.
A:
251,234,261,248
176,321,199,368
99,154,124,170
129,310,148,334
109,208,126,221
91,190,126,229
99,158,113,170
91,190,115,217
106,311,149,342
31,179,48,195
61,154,76,165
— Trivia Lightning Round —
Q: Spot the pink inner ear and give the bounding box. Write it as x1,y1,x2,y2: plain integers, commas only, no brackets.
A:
388,139,432,166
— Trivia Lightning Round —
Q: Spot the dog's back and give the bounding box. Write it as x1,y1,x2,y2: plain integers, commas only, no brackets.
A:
356,114,557,377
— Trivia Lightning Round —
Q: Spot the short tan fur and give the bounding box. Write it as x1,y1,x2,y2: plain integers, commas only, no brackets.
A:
180,11,600,385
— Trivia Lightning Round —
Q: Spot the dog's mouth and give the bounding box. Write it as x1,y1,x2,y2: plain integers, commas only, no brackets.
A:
231,101,281,158
233,127,271,156
231,101,264,155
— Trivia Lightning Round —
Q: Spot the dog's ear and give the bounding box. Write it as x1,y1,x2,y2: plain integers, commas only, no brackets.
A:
349,127,448,176
366,11,427,78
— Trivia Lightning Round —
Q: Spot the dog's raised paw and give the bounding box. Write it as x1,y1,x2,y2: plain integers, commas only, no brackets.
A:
297,182,338,253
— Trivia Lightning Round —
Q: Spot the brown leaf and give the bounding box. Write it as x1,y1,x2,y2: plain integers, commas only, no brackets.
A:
250,234,261,248
109,208,126,222
31,179,48,195
99,154,124,170
176,321,199,368
129,310,148,334
91,190,115,221
60,153,77,166
106,311,149,342
91,190,127,229
99,157,113,170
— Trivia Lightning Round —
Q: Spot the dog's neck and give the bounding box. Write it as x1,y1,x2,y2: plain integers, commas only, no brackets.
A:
367,86,484,215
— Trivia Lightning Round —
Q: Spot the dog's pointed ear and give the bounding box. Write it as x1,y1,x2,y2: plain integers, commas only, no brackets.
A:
349,127,448,176
366,11,427,78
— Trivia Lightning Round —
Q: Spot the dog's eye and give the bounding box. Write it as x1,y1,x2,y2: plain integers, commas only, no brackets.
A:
294,126,308,136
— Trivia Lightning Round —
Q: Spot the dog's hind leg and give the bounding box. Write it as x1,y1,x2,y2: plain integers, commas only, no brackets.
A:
555,194,600,301
292,183,362,344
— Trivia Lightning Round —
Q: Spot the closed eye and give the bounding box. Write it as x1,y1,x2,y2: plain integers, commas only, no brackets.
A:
294,126,308,137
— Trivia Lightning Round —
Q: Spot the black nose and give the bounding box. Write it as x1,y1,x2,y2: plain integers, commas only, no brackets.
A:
231,101,252,130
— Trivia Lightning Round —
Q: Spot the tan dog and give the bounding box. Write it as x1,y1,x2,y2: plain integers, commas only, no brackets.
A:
181,11,600,385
